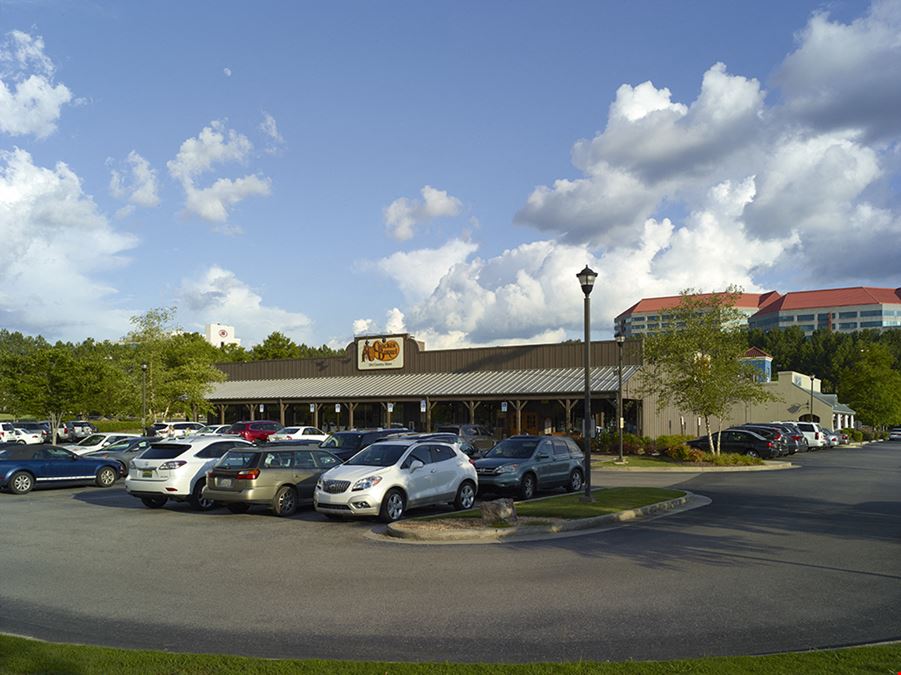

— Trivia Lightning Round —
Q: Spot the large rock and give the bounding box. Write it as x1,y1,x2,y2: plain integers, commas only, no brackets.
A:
480,498,517,525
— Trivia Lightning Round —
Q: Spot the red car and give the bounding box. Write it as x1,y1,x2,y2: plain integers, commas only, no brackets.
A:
225,420,283,443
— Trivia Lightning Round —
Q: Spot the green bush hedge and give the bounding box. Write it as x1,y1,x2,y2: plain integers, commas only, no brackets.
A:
93,420,144,433
660,444,763,466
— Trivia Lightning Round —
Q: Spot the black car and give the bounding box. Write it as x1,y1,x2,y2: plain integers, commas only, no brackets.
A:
84,436,161,472
319,428,408,462
733,425,791,456
743,422,808,453
687,428,780,459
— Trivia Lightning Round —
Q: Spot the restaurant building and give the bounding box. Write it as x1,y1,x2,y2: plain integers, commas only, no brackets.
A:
206,334,855,439
207,334,643,437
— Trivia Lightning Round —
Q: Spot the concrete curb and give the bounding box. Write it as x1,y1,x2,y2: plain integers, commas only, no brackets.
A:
593,460,796,473
385,491,705,543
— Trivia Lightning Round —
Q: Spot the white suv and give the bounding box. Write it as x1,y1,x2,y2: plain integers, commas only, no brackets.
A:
126,436,253,510
795,421,827,449
314,437,478,522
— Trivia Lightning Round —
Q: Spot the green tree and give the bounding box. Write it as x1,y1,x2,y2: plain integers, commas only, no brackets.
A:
641,288,775,454
249,331,301,360
10,342,89,444
837,344,901,428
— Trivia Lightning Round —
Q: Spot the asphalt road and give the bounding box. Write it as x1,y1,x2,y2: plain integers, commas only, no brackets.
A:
1,442,900,663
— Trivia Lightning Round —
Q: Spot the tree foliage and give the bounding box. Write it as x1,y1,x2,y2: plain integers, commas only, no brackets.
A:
746,325,901,426
640,288,775,454
247,331,341,361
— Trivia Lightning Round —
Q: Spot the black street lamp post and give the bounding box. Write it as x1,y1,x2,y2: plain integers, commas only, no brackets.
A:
615,333,625,463
141,363,148,434
576,265,597,502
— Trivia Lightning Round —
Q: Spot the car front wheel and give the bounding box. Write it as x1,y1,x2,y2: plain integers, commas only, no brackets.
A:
95,466,117,488
9,471,34,494
746,449,761,459
453,481,476,510
379,488,405,523
519,473,536,500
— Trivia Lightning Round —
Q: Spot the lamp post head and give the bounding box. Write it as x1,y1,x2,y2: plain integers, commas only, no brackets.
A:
576,265,597,297
141,363,148,372
614,333,625,345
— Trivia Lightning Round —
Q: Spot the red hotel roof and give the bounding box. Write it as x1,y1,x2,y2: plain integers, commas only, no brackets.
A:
616,291,780,320
753,287,901,316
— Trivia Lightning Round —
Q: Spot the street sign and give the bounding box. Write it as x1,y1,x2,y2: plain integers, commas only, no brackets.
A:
387,402,394,413
335,403,341,413
310,403,315,413
500,401,508,413
420,400,426,413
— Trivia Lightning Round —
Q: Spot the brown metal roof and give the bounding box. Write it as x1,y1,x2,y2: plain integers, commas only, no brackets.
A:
207,366,639,402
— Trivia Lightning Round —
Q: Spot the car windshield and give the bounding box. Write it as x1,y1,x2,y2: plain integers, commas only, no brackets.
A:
281,427,300,434
77,434,106,446
345,443,407,467
215,450,259,469
485,438,539,459
321,434,362,450
103,440,134,452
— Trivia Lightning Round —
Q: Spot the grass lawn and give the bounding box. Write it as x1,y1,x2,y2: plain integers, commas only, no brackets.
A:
1,634,899,674
593,456,679,469
426,487,685,520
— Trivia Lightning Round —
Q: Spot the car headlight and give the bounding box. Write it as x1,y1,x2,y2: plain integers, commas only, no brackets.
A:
496,464,518,474
352,475,382,491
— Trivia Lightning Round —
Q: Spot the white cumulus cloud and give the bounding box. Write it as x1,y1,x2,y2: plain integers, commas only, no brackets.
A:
177,266,313,346
0,31,72,139
109,151,160,217
167,120,270,224
0,149,137,339
384,185,463,240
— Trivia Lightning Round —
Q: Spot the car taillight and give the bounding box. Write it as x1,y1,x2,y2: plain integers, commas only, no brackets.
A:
159,461,187,470
814,432,820,439
236,469,260,480
767,441,774,448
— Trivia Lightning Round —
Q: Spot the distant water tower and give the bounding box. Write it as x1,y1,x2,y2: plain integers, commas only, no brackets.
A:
205,323,241,348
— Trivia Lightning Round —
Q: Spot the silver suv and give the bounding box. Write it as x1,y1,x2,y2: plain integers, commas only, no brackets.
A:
795,421,827,449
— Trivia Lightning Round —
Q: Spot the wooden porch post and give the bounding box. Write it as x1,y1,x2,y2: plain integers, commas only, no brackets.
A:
218,404,225,425
426,399,437,432
278,399,287,426
348,402,358,429
380,402,393,428
248,403,255,421
465,400,480,424
557,399,575,433
513,400,527,435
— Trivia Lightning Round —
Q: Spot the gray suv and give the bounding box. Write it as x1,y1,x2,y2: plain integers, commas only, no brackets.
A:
473,435,585,500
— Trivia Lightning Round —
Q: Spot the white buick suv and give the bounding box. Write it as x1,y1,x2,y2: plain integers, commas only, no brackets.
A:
314,437,478,522
126,436,253,510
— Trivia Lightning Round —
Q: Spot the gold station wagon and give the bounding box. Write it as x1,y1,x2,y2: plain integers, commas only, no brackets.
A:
203,444,342,517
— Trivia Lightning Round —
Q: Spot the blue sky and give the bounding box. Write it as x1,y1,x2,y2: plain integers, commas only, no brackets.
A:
1,0,898,348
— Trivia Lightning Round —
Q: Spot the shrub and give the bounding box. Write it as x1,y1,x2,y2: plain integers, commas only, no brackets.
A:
703,452,763,466
621,432,645,455
654,435,694,454
861,429,875,441
851,430,863,442
662,444,698,462
93,420,146,433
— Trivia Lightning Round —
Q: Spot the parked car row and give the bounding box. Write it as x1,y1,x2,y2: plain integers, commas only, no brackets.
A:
688,420,851,459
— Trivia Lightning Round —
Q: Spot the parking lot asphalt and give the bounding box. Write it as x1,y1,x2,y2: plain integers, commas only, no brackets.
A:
1,441,900,663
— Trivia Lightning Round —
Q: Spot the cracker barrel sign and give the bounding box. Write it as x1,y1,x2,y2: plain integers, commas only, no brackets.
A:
357,336,404,370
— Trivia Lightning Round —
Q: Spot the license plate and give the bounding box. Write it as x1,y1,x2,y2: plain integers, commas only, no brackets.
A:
142,470,152,478
218,478,233,488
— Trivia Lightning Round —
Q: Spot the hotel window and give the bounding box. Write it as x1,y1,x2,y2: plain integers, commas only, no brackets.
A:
838,322,858,330
838,311,858,318
859,321,883,328
796,314,814,321
859,310,882,317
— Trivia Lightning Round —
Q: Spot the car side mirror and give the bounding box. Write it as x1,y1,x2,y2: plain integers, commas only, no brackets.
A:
409,459,424,471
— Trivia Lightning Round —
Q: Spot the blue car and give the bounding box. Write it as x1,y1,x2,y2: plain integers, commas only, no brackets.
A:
0,444,124,495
